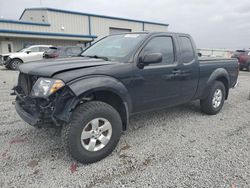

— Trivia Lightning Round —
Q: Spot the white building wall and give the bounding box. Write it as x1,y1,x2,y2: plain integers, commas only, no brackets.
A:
91,17,143,40
47,11,89,35
0,22,51,32
144,23,168,32
20,10,49,23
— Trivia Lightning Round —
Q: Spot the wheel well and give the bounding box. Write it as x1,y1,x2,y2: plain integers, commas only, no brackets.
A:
84,91,128,131
216,77,229,99
11,58,23,63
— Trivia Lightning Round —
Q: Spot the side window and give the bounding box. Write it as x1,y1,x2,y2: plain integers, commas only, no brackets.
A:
29,47,39,52
71,47,82,55
180,37,195,63
65,48,73,56
142,36,174,65
39,47,49,52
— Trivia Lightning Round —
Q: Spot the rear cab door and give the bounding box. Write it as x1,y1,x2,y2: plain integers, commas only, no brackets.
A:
175,34,199,103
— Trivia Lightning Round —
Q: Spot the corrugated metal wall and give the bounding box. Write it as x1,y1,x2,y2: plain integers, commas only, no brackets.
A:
91,17,143,40
0,22,51,33
144,23,168,32
47,11,89,34
21,10,49,23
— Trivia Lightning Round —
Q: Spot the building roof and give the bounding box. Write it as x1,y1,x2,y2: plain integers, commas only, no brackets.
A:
20,7,169,26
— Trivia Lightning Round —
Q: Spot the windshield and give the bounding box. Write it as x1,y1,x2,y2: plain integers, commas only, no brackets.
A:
81,33,147,61
17,47,29,52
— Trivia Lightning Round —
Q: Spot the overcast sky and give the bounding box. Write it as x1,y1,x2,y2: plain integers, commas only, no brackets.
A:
0,0,249,49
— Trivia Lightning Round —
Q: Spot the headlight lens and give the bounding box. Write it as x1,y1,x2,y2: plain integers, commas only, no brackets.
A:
31,78,65,97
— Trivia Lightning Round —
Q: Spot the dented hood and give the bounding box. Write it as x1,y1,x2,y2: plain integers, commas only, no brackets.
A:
19,57,118,77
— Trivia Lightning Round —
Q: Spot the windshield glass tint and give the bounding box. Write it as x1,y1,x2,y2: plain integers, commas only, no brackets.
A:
82,34,147,60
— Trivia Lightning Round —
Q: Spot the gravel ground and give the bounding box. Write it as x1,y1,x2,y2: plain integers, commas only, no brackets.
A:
0,66,249,188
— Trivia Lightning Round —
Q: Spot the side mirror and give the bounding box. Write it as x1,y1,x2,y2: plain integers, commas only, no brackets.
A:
198,52,202,57
26,50,31,54
139,53,162,68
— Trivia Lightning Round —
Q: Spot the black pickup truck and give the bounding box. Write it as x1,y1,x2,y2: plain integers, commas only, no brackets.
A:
13,32,239,163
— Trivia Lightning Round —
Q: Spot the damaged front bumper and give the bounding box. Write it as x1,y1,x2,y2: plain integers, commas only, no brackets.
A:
15,101,39,126
13,86,78,127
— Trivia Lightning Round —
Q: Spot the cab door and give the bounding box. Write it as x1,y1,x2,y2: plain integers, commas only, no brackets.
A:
132,35,183,112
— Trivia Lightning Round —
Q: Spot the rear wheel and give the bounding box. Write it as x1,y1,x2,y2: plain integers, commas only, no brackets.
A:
62,101,122,164
10,59,22,70
200,81,225,115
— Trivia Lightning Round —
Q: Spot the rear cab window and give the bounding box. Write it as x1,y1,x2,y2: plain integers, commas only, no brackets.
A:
179,36,195,64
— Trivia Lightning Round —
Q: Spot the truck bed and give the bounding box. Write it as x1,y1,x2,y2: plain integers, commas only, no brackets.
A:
195,57,239,100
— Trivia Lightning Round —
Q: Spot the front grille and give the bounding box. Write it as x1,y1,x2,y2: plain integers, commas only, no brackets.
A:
18,73,39,95
18,73,29,95
3,56,8,61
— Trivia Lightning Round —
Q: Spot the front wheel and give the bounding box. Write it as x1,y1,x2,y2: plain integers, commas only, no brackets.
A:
200,81,225,115
10,59,22,70
62,101,122,164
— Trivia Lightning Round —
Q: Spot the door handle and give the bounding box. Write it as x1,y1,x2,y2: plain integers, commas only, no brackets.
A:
172,69,181,75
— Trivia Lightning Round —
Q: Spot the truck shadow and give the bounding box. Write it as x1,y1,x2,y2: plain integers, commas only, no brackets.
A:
128,100,201,131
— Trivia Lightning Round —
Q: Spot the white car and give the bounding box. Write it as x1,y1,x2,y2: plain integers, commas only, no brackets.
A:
0,45,52,70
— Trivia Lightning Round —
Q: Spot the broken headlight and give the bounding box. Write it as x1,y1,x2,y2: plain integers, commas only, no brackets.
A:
31,78,65,97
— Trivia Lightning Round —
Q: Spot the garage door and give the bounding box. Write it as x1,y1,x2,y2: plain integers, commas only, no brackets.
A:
109,27,132,34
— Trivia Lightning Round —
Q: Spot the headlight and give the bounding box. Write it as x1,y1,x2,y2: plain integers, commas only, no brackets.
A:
31,78,65,97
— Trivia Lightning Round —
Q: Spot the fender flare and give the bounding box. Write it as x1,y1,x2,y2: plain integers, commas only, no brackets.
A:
68,75,132,110
202,68,230,99
67,75,132,130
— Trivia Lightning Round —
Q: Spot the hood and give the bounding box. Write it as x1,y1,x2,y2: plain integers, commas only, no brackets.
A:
19,57,119,77
1,53,13,57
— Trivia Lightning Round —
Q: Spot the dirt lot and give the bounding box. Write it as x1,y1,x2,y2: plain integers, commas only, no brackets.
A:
0,66,249,188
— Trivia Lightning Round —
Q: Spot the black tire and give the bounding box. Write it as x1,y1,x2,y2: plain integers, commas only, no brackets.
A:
5,64,11,70
62,101,122,164
10,59,22,70
200,81,225,115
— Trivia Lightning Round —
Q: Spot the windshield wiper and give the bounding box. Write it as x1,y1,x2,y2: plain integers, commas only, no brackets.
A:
82,55,109,61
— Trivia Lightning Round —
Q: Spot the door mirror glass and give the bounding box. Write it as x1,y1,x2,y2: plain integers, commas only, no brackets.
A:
26,50,31,54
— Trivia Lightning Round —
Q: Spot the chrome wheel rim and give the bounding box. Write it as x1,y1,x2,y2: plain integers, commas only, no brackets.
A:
81,118,112,152
212,89,222,108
